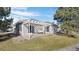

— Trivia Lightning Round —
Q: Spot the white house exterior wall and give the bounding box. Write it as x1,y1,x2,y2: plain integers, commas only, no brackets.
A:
21,23,30,39
49,25,54,34
14,19,56,39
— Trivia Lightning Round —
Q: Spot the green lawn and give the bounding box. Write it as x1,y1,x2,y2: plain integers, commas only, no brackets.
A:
0,35,79,51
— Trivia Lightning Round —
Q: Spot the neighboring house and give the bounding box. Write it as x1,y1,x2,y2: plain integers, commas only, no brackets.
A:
14,19,57,39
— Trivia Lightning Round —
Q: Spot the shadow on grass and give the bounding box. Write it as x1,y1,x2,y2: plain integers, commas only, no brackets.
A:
56,32,77,38
0,33,15,42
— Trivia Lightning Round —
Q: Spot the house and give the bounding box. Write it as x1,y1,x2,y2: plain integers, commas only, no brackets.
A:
14,19,57,39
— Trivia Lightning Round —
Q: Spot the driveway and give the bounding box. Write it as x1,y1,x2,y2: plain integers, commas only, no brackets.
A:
58,44,79,51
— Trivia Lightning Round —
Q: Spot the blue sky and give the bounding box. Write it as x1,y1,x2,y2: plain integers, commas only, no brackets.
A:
11,7,58,23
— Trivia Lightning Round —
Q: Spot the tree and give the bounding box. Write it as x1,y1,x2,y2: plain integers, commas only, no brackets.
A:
0,7,11,19
1,18,13,32
0,7,13,32
54,7,79,35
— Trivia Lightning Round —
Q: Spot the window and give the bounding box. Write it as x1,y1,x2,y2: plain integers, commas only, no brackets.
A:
28,25,35,33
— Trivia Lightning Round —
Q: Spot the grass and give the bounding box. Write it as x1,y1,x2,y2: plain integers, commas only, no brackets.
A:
0,35,79,51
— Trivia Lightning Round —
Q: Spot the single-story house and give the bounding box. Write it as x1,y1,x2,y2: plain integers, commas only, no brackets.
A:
14,19,58,39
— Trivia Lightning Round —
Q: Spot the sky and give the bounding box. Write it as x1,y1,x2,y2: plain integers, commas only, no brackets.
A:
10,7,58,24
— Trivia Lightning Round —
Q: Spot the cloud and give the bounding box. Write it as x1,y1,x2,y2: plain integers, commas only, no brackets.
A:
11,14,28,24
11,7,28,11
44,15,52,18
11,7,41,17
11,7,53,23
11,10,40,17
11,7,42,23
11,7,52,17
